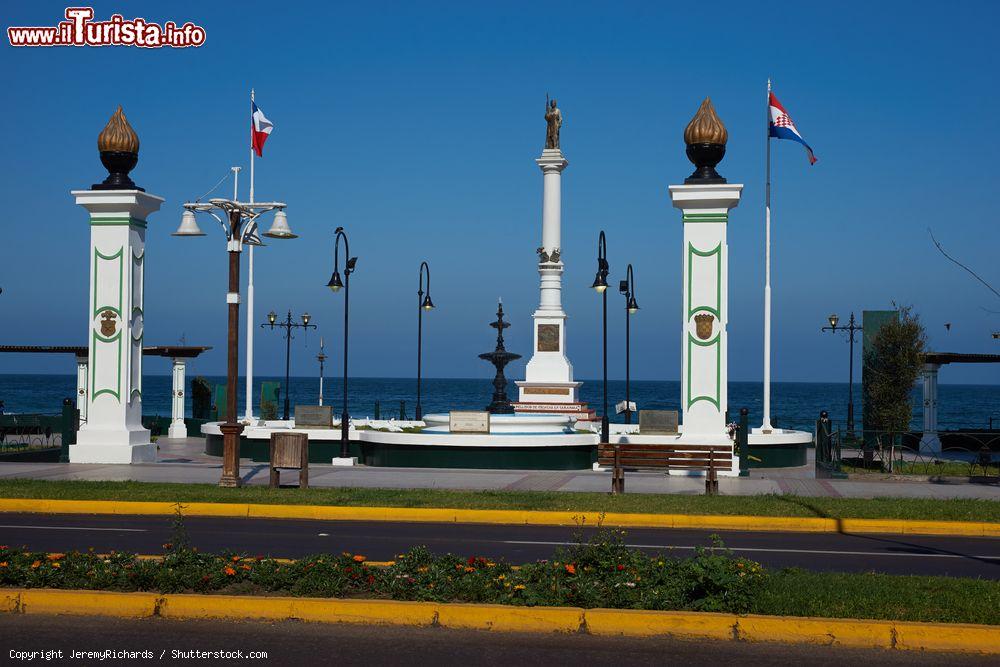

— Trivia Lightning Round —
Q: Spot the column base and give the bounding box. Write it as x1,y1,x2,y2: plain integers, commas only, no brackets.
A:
218,473,242,488
167,422,188,439
68,441,156,464
919,433,942,455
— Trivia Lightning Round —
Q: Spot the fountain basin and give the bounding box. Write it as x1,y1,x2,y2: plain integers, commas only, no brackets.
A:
421,413,575,434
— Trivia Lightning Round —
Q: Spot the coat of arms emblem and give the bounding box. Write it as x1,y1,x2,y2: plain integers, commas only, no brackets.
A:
694,312,715,340
100,310,118,337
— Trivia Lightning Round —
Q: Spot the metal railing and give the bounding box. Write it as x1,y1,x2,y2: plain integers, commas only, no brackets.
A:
830,429,999,478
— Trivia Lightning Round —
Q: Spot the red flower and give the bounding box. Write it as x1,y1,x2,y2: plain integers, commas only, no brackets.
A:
616,564,625,571
223,566,236,576
467,556,476,565
564,563,576,575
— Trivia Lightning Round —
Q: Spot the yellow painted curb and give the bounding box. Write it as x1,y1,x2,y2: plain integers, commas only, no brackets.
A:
0,498,997,537
2,589,997,654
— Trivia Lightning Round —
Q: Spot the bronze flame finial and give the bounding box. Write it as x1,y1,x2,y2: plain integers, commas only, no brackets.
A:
93,106,143,191
683,97,728,184
97,106,140,153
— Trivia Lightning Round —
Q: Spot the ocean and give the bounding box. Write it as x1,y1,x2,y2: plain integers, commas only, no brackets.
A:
1,375,998,432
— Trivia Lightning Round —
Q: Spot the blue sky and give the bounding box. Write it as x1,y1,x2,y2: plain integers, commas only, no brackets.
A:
3,0,999,384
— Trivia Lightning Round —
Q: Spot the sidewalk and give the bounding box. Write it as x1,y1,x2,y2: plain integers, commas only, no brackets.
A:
0,437,996,500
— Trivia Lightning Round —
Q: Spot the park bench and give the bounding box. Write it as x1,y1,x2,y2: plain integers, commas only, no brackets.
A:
597,443,732,495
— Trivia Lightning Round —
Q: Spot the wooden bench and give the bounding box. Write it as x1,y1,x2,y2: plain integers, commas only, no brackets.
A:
597,443,732,495
269,432,309,488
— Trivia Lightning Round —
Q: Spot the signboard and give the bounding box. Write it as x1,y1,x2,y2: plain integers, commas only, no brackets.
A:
294,405,333,428
449,411,490,434
639,410,678,435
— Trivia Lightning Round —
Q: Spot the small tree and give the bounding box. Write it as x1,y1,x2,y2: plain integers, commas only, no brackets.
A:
863,305,927,432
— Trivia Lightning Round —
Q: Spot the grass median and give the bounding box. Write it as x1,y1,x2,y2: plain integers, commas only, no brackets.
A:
0,479,998,522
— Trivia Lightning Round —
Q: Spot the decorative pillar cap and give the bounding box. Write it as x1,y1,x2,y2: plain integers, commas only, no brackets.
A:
93,106,143,191
683,98,728,184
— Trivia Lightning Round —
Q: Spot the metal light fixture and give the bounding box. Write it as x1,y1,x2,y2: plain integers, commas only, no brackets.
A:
327,271,343,292
302,312,311,326
591,269,608,292
828,313,839,330
627,296,639,314
267,310,277,325
172,210,205,236
263,209,297,239
421,295,435,310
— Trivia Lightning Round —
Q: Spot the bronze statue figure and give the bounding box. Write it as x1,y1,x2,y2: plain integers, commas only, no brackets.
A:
544,96,562,149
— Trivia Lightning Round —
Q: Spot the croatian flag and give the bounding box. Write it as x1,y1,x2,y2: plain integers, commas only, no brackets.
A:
251,101,273,157
769,92,816,164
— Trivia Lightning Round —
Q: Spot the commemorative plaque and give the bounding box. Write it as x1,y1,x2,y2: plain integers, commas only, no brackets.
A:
537,324,560,352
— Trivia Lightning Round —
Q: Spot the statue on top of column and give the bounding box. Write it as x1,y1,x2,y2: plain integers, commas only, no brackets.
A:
544,96,562,149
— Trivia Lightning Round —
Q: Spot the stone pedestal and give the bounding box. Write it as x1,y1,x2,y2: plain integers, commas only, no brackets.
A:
668,183,742,440
168,358,188,439
516,148,587,413
70,189,163,463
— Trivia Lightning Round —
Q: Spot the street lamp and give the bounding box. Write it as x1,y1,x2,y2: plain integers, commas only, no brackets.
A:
618,264,639,424
822,311,862,434
174,196,295,487
591,230,610,444
327,226,358,459
261,309,317,421
317,337,327,406
416,261,435,421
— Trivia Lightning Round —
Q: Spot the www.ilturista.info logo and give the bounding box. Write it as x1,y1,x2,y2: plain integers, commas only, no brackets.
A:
7,7,206,48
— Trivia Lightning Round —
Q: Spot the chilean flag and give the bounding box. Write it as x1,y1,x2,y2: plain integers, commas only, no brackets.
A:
769,92,816,164
251,100,273,157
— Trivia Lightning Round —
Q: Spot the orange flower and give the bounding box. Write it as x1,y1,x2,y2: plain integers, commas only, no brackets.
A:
232,556,240,563
463,566,475,573
30,560,41,569
223,566,236,576
564,563,576,575
241,564,251,571
52,562,61,569
0,562,7,568
47,553,64,561
352,555,366,563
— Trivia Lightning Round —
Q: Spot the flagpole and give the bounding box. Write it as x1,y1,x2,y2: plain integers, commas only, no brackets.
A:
244,88,256,422
762,78,773,432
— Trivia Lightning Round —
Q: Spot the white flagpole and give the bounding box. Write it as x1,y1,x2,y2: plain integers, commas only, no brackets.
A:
244,88,256,422
762,78,774,432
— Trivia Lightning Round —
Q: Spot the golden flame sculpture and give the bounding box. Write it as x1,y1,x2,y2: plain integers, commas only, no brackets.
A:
683,98,727,145
97,106,139,154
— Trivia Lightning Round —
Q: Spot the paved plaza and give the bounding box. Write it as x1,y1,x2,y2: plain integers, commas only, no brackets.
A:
0,437,996,500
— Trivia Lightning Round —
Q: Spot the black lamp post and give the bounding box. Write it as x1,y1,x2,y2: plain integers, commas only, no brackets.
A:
618,264,639,424
416,261,435,421
591,230,610,444
327,226,358,459
822,312,861,434
261,309,316,421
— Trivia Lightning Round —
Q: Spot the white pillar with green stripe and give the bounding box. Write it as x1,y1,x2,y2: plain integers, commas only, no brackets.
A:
70,189,163,463
668,184,742,441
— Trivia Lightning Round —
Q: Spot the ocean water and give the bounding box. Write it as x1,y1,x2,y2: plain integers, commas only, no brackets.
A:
1,375,998,432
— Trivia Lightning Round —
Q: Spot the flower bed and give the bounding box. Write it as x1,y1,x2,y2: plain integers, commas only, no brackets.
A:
0,530,765,613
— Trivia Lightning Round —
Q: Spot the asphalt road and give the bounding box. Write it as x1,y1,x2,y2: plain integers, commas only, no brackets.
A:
1,513,998,577
2,615,995,666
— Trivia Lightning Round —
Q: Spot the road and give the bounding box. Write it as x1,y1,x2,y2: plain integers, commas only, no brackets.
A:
0,513,998,577
1,615,995,666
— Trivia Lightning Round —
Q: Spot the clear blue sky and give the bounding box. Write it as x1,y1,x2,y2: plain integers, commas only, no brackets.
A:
3,0,999,384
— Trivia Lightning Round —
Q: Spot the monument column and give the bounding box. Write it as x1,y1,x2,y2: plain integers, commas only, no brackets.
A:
70,107,163,463
668,99,742,444
516,99,587,415
920,363,941,454
168,358,188,439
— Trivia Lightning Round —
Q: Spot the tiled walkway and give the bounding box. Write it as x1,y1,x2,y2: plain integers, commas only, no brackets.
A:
0,438,997,500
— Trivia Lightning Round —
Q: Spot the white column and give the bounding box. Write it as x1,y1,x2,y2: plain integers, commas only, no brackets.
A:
168,358,188,439
517,148,582,406
70,189,163,463
668,184,743,440
920,363,941,454
75,355,89,423
245,245,255,421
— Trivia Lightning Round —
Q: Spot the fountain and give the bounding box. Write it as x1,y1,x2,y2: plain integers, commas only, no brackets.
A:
478,301,521,414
